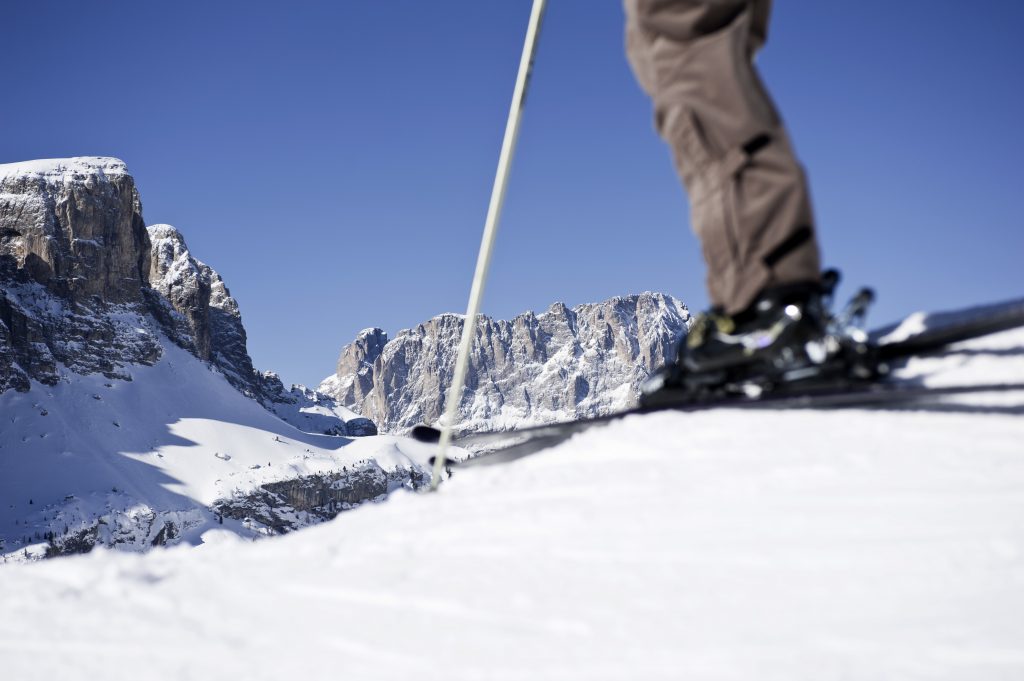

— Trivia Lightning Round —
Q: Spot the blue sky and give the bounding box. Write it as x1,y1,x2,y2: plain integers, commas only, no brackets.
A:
4,1,1022,387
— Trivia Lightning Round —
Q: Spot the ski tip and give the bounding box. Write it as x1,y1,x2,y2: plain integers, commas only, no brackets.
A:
411,424,441,443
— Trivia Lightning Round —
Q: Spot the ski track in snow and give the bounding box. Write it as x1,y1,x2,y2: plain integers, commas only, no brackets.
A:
1,329,1023,679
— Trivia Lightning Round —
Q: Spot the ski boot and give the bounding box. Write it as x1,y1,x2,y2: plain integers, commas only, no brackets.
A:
640,270,879,407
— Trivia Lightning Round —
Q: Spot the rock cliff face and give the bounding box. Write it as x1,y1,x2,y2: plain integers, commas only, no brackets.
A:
319,293,690,433
147,223,264,396
0,158,160,392
213,461,425,535
0,157,369,436
0,158,149,304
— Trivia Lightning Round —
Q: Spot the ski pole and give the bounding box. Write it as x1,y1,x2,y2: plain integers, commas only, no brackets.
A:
430,0,547,490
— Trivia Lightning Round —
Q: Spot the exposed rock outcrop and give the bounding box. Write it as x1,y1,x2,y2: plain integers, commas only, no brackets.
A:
324,327,388,407
0,158,161,391
319,293,691,433
214,462,424,535
0,158,150,304
147,224,258,391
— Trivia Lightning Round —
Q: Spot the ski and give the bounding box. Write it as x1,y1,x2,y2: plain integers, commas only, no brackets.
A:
873,296,1024,361
413,296,1024,464
425,380,1024,468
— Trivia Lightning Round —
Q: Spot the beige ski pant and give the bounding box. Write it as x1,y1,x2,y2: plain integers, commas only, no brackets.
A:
624,0,821,314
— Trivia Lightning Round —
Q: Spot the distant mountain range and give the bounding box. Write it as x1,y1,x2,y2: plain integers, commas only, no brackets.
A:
0,156,689,560
319,293,690,434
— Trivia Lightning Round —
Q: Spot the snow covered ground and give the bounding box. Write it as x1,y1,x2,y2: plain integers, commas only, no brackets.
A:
0,334,429,557
2,327,1022,679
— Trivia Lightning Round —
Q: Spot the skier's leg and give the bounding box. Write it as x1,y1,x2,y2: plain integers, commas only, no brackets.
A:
623,0,821,316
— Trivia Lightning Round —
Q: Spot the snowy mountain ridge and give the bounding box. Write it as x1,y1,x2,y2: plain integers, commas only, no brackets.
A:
0,156,130,182
319,292,692,433
0,156,368,434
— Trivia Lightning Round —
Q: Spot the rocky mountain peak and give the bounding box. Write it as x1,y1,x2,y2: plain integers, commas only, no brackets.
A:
145,225,366,434
0,156,149,305
0,157,159,391
336,327,389,375
319,328,389,416
147,223,250,379
318,291,691,433
1,157,369,436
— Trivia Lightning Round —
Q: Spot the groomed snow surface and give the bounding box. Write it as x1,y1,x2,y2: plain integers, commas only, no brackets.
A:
3,329,1024,680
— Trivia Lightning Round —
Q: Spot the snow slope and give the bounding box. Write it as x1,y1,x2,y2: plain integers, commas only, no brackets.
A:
1,327,1022,679
0,332,431,558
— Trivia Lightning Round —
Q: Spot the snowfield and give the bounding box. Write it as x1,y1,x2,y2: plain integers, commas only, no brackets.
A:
2,327,1023,680
0,335,430,557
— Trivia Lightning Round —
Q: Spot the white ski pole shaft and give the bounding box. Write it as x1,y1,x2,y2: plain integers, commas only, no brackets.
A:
430,0,546,490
